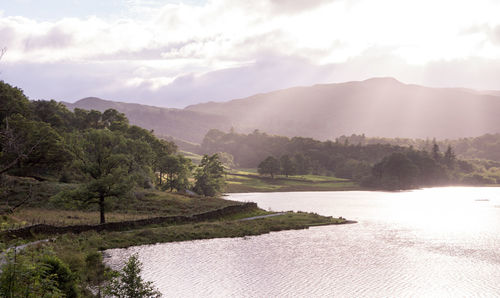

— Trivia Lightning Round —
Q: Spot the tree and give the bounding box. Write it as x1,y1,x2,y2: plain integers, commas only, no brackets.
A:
431,142,441,161
193,154,225,196
444,145,456,168
258,156,280,178
31,100,75,131
0,114,70,177
102,108,129,131
157,154,192,191
66,129,135,224
373,152,419,189
105,254,161,298
0,81,31,124
280,155,296,177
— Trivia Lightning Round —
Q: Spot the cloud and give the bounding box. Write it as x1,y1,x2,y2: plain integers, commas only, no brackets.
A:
2,0,500,109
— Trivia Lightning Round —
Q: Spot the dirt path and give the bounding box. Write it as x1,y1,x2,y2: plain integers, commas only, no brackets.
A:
239,213,286,221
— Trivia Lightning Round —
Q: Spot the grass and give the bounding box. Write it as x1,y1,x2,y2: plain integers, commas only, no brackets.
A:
1,180,243,230
4,209,157,227
41,211,346,254
180,150,203,164
226,170,359,192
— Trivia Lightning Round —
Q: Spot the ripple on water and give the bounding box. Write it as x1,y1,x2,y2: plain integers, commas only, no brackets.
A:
105,188,500,297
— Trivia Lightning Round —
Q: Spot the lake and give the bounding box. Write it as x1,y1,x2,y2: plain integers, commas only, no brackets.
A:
104,187,500,297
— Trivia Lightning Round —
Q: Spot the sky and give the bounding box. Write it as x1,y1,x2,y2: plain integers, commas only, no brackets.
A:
1,0,500,108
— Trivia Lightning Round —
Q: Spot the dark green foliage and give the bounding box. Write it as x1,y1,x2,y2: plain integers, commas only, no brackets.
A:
0,249,77,298
105,254,162,298
280,155,296,177
0,81,31,123
158,154,193,191
62,129,138,223
194,154,225,196
84,251,108,297
444,145,456,168
1,114,71,177
365,149,460,189
31,100,75,131
40,255,78,297
258,156,280,178
201,129,405,176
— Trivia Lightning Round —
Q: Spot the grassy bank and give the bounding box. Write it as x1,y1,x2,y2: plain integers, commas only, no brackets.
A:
51,211,345,251
226,170,360,192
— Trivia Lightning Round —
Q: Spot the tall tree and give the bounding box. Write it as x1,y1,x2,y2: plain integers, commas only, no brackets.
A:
66,129,138,224
194,154,225,196
432,142,441,161
444,145,456,168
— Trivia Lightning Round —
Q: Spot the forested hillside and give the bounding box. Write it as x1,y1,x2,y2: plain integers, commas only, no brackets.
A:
335,133,500,162
200,129,500,189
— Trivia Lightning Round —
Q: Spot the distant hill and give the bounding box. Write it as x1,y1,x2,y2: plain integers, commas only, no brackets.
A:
186,77,500,140
62,97,231,143
64,78,500,144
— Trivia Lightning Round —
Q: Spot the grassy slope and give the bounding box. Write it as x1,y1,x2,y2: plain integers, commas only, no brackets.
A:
226,170,359,192
2,178,241,229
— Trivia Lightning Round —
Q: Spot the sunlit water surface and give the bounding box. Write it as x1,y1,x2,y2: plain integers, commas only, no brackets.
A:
105,187,500,297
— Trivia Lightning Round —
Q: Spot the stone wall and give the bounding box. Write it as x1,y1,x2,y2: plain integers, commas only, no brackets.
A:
1,202,258,239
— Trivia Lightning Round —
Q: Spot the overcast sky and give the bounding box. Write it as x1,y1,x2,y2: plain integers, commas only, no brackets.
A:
1,0,500,108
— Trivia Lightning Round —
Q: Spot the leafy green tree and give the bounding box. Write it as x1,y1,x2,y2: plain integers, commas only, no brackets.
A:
280,155,296,177
194,154,225,196
66,129,135,223
105,254,161,298
258,156,280,178
31,100,75,131
158,154,193,192
0,114,70,177
102,109,129,131
0,81,31,124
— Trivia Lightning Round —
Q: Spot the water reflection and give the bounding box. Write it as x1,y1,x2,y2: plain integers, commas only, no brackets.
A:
105,187,500,297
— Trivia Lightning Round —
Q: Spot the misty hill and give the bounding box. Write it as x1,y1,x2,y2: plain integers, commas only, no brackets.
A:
62,97,231,143
186,78,500,140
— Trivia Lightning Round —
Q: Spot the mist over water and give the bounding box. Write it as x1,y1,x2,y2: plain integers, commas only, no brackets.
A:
105,187,500,297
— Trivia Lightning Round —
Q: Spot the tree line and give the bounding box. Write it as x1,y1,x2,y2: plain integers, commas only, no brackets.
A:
201,129,497,190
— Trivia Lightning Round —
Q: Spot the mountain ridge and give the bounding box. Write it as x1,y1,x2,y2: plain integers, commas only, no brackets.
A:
62,77,500,143
62,97,232,143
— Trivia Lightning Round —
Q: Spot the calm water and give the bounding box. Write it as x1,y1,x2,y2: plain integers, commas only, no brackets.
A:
105,187,500,297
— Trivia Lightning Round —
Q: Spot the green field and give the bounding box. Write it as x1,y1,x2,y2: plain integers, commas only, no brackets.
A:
226,170,359,192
